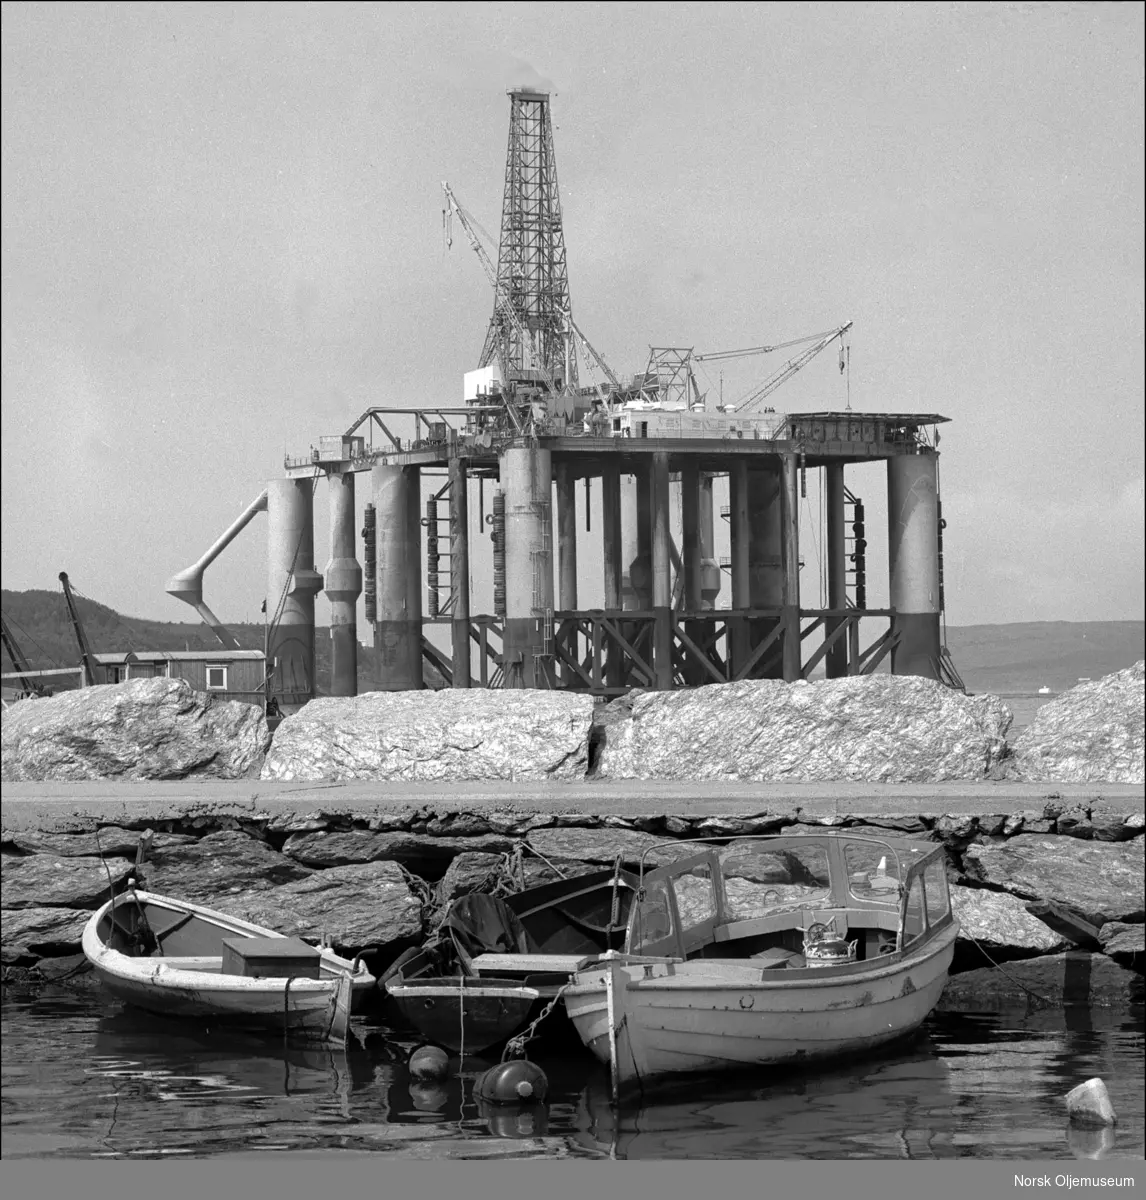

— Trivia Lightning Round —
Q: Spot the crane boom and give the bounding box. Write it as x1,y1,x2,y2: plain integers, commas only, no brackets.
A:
1,612,49,697
729,321,852,414
58,572,105,687
441,182,558,397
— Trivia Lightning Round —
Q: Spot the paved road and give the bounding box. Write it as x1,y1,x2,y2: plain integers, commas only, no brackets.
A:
1,779,1141,831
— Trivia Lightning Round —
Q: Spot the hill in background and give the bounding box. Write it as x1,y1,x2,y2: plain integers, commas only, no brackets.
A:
3,588,1142,698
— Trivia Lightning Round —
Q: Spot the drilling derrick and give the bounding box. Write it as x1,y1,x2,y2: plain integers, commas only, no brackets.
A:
479,89,576,400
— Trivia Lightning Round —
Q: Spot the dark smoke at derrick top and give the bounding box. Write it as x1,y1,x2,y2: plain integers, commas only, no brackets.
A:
479,90,576,395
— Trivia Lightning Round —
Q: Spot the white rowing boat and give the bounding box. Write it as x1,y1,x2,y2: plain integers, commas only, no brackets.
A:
563,833,959,1094
82,888,375,1045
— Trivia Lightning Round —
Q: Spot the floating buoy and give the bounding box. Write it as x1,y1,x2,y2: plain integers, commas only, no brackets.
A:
409,1081,449,1113
475,1059,549,1104
479,1098,549,1138
409,1044,450,1082
1065,1078,1118,1127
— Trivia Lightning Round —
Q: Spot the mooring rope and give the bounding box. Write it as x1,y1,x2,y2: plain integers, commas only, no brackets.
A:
958,925,1056,1006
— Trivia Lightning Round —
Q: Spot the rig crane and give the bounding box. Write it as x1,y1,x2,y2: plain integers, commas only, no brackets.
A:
58,572,105,687
695,321,852,414
441,182,559,412
1,612,50,698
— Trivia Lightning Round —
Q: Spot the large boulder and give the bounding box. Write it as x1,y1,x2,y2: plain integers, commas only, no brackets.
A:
140,830,313,901
217,861,423,954
949,886,1068,956
1097,922,1144,970
962,836,1145,926
261,691,595,782
596,676,1011,781
1,906,93,959
1010,662,1145,783
280,829,513,869
524,827,681,870
2,827,196,859
1,854,135,910
0,679,269,781
939,952,1143,1010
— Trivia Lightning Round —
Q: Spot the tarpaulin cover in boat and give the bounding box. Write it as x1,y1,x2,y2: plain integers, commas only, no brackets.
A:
440,894,535,963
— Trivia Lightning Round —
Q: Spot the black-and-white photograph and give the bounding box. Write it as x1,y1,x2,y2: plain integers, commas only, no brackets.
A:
2,3,1142,1195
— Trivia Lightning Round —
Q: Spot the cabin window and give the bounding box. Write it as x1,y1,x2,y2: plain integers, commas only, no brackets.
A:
106,666,123,684
721,843,831,920
923,859,950,926
845,840,903,901
673,864,718,933
629,879,675,953
205,666,228,690
902,876,926,946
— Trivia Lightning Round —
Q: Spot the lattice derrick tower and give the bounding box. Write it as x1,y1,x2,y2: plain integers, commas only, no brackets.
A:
479,90,576,391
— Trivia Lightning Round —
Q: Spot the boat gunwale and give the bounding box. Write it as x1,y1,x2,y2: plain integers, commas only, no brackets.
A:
564,922,958,997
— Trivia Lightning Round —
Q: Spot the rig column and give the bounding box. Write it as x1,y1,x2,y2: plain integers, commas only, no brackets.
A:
747,464,783,679
601,461,623,687
325,471,361,696
781,453,801,682
651,451,673,689
266,477,323,714
825,463,848,677
372,464,423,690
699,473,721,609
887,451,942,680
728,460,751,675
502,445,555,688
620,473,640,611
680,462,702,610
449,457,471,688
555,461,578,686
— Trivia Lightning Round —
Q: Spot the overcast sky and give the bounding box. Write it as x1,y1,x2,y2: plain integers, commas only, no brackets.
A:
2,2,1143,633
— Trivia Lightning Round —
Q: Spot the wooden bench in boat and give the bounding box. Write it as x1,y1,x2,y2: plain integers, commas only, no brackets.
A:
470,953,594,976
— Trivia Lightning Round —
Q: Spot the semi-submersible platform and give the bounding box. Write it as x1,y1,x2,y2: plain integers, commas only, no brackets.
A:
166,89,961,714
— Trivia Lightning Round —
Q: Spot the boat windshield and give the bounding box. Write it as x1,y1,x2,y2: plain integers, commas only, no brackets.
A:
719,841,833,921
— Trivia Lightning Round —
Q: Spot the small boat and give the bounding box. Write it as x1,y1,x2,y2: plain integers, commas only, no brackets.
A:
383,865,639,1053
563,832,958,1094
82,887,375,1046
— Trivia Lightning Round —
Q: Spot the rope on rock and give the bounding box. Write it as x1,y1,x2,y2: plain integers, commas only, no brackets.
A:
959,925,1056,1006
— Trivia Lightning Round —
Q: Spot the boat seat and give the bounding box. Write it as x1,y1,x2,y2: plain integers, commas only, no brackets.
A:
750,947,800,969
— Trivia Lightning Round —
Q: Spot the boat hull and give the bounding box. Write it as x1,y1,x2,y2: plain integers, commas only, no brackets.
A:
82,890,374,1045
386,979,543,1053
565,925,957,1090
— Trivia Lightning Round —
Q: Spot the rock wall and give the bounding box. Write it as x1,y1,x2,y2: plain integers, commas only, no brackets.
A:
3,799,1142,1003
1010,661,1145,784
261,691,596,782
0,679,268,782
596,676,1012,782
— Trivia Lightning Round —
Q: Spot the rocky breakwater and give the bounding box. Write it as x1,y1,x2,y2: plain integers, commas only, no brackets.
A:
595,675,1012,782
261,690,596,781
1010,661,1145,784
3,801,1141,1009
1,678,269,782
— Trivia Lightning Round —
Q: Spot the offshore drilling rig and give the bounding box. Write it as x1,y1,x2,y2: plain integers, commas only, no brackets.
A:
167,88,960,712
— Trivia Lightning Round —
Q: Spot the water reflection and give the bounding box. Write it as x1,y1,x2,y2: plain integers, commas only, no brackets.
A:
1,990,1143,1160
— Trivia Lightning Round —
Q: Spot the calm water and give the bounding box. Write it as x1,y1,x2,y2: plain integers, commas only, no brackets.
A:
2,987,1143,1161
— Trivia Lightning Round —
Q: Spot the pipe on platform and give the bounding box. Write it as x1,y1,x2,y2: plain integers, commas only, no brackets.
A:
502,445,555,688
449,457,471,688
887,451,942,680
266,478,323,714
825,463,848,678
325,471,362,696
373,463,423,690
745,463,784,680
165,490,269,649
